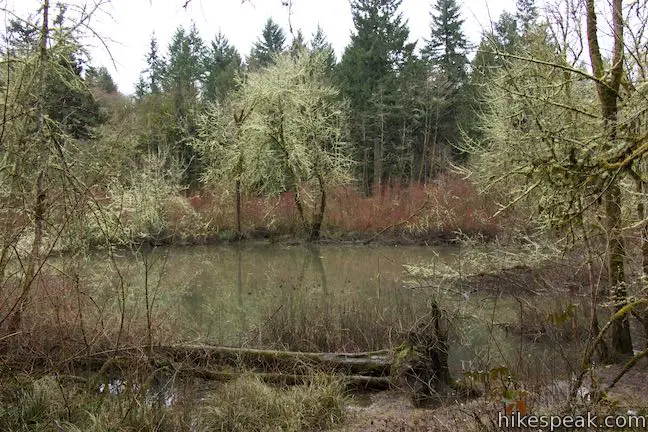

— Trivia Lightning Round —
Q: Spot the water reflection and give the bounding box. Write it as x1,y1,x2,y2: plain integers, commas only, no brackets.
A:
81,242,579,379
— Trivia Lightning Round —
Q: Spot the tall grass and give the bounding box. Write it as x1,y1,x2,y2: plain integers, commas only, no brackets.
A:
199,374,346,432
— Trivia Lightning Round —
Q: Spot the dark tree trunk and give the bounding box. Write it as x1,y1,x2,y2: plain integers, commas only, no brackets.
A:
606,184,633,355
235,179,242,238
6,0,50,333
309,173,326,242
585,0,632,356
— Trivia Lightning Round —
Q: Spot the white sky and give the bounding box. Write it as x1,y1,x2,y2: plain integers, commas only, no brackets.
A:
5,0,518,94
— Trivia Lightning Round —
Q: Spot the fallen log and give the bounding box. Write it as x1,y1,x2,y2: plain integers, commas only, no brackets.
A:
70,345,394,378
180,368,391,391
160,344,393,377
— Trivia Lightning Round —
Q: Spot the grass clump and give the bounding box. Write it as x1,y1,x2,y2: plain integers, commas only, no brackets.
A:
0,374,188,432
199,374,346,432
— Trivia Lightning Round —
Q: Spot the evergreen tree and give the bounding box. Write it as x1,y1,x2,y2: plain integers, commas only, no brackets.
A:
338,0,415,189
202,31,242,103
310,25,336,71
421,0,469,85
144,35,165,94
86,66,118,94
163,24,207,186
164,24,205,94
248,18,286,69
49,49,104,138
495,12,520,50
472,12,519,88
516,0,538,35
421,0,473,158
5,14,103,139
290,29,307,58
5,19,37,55
134,76,148,100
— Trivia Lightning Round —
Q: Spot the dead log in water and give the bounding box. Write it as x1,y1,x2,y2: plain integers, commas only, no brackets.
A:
181,368,391,391
161,345,393,376
71,345,394,378
67,330,457,397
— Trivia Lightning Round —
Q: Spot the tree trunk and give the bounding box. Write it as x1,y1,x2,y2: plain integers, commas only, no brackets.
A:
7,0,50,332
585,0,632,356
418,104,430,183
397,298,455,406
235,179,242,238
183,369,391,391
373,137,383,195
606,184,633,355
309,173,326,242
293,188,306,229
636,175,648,348
639,175,648,277
76,345,394,378
373,89,384,194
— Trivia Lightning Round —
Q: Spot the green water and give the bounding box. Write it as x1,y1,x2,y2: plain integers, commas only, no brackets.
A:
77,242,578,379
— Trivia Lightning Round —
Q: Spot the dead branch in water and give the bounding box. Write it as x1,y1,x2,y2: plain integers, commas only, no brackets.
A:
67,344,394,378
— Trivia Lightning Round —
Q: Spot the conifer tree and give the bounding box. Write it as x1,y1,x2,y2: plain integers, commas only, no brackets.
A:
5,11,103,139
472,12,519,89
86,66,118,94
202,31,242,103
248,18,286,69
163,24,206,186
144,35,165,95
516,0,538,35
310,25,336,71
338,0,414,189
422,0,469,85
164,24,205,95
422,0,472,158
290,29,307,58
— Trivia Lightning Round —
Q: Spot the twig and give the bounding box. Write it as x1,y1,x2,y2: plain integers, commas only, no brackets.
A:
363,197,430,245
605,348,648,392
0,331,22,342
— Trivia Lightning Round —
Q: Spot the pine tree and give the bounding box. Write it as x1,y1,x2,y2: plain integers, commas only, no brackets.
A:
163,24,207,186
422,0,472,159
164,24,205,94
338,0,415,189
310,25,336,71
86,66,118,94
202,31,242,103
516,0,538,35
248,18,286,69
422,0,469,85
290,29,307,58
144,35,165,94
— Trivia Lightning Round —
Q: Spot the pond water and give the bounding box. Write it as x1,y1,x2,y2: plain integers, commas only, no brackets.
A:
81,242,578,380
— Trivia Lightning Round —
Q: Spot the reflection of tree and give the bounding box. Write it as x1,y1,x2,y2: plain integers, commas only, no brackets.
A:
309,245,329,295
236,244,247,334
237,245,243,307
181,269,208,332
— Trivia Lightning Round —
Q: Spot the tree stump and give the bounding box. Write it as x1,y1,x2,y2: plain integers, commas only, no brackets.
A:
396,299,454,407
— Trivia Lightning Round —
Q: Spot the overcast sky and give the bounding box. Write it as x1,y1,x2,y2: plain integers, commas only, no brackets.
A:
6,0,518,94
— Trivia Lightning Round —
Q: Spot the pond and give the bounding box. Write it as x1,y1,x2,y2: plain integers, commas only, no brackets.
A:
80,242,579,381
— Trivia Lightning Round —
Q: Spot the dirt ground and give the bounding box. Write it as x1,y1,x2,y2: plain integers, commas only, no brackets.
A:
332,362,648,432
